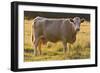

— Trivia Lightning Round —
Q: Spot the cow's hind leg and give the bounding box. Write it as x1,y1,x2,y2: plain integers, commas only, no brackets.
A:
38,38,42,55
34,39,39,56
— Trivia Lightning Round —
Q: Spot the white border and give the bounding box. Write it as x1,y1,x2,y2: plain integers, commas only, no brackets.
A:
18,5,96,68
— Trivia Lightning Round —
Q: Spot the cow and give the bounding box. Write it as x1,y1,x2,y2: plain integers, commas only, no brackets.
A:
32,16,84,56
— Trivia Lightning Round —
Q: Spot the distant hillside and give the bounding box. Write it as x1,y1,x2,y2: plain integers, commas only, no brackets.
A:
24,11,90,21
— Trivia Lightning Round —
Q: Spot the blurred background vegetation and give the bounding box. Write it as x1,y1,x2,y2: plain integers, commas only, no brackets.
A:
24,11,90,21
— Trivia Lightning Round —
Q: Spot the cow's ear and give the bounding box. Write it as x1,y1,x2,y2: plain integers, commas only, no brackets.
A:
70,18,74,22
81,18,85,23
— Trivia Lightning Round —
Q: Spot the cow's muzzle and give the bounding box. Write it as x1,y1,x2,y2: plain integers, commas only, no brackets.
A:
76,28,80,31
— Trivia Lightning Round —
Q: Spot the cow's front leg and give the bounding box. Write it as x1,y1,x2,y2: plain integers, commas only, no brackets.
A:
67,43,71,56
63,42,71,59
62,41,67,54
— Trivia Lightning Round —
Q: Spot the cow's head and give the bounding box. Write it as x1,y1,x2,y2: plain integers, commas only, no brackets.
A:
70,17,85,32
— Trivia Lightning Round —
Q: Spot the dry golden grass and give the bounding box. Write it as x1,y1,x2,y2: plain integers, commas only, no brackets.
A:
24,19,90,62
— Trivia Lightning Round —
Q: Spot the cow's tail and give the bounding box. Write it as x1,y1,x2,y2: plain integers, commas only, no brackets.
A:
32,34,33,42
32,17,38,43
32,19,35,43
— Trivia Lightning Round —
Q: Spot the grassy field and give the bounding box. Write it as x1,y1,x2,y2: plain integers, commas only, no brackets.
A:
24,19,90,62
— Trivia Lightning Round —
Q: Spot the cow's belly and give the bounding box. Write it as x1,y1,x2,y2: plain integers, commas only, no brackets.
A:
47,36,60,42
43,32,61,43
45,34,60,42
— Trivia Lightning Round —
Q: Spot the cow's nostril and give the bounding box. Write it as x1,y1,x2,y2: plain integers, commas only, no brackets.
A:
77,29,80,31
